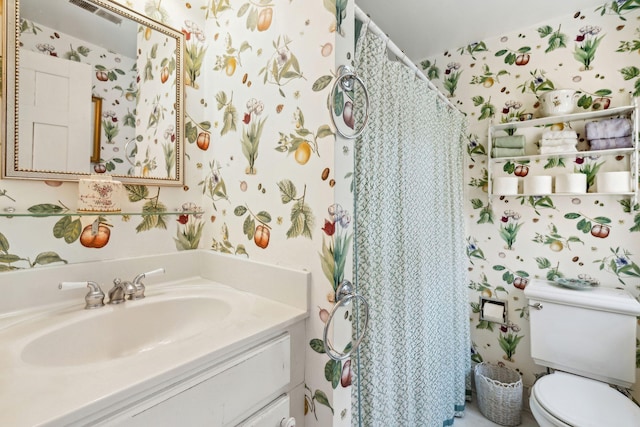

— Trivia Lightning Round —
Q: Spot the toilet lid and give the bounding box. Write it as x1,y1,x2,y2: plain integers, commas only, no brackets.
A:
533,372,640,427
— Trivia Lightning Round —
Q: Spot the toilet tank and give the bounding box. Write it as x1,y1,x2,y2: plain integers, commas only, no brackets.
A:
525,279,640,388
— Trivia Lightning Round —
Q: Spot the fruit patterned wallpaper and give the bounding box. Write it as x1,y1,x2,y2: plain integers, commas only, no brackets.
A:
421,1,640,400
0,0,355,425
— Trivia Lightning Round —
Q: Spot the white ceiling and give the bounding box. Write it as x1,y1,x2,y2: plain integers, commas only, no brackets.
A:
355,0,607,62
20,0,137,58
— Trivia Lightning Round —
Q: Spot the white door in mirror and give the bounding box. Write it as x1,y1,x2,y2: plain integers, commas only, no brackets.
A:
19,49,91,172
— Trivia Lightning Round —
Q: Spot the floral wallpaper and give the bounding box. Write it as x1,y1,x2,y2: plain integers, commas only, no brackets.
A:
422,1,640,402
0,0,355,425
19,20,138,175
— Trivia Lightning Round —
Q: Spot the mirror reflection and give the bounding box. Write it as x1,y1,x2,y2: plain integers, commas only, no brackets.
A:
3,0,185,185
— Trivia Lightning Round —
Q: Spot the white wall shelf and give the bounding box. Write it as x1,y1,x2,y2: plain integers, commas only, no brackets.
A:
487,98,639,206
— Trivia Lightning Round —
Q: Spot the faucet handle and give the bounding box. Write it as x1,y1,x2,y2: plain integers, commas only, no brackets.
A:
59,281,105,310
108,278,136,304
131,268,165,300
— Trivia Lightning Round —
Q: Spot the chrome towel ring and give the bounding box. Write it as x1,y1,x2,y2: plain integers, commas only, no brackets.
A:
329,65,370,139
322,279,370,361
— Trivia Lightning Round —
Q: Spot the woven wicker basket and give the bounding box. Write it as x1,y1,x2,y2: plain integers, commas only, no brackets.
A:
474,362,523,426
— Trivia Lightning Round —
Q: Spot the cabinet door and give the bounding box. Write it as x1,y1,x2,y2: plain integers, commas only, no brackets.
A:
123,334,290,426
236,394,291,427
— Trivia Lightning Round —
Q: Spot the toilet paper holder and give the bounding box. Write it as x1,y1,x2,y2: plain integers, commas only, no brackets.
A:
479,297,508,324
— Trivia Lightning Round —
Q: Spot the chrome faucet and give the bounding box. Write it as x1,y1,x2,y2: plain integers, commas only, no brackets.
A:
108,278,137,304
59,281,105,309
130,268,165,300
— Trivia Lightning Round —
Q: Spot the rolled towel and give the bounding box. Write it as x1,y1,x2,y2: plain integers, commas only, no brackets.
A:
539,144,578,155
542,130,578,140
491,147,526,158
540,137,578,147
585,117,632,140
493,135,525,148
589,136,633,150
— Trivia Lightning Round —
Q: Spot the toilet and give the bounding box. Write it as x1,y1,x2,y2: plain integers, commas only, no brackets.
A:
525,279,640,427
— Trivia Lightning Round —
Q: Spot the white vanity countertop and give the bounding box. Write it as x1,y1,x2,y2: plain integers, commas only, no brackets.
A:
0,251,310,426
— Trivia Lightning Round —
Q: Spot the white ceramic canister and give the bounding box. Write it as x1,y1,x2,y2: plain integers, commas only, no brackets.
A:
493,177,519,195
523,175,552,195
538,89,580,116
597,171,632,193
555,173,587,194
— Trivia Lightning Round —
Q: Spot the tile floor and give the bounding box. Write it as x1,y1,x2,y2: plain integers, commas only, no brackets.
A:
454,396,539,427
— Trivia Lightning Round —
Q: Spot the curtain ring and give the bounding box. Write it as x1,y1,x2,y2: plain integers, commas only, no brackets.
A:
329,65,370,139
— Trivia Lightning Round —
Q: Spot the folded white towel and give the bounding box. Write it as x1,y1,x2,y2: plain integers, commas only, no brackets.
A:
539,144,579,155
542,130,578,140
540,138,579,147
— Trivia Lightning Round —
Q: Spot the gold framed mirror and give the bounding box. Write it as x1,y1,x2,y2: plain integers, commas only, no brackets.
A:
2,0,185,186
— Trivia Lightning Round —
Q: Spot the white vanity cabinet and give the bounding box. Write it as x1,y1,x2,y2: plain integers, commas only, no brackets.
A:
0,250,309,427
109,329,302,427
487,100,639,203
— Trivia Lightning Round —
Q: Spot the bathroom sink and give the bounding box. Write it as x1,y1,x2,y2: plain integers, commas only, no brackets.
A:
21,295,232,367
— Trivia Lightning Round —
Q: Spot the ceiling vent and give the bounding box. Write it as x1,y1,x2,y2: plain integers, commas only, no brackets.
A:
95,9,122,25
68,0,122,25
68,0,98,13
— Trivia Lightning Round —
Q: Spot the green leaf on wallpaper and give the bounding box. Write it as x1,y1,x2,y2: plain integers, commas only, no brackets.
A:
493,265,506,271
538,26,553,37
34,252,67,266
0,254,23,264
28,204,64,215
316,124,334,139
185,121,198,143
309,338,326,354
237,3,250,17
577,218,592,233
325,359,341,389
516,271,529,277
243,216,255,240
277,180,297,203
564,212,581,219
471,199,484,209
594,217,612,224
535,257,551,269
313,75,333,92
472,96,485,106
288,201,314,239
495,49,508,57
136,215,157,233
256,211,272,223
621,66,640,80
594,89,612,97
502,271,514,283
320,239,335,285
63,219,82,244
333,90,344,116
125,185,149,202
0,232,9,253
314,389,334,413
296,128,312,137
246,7,259,31
234,205,248,216
53,217,71,239
503,162,516,174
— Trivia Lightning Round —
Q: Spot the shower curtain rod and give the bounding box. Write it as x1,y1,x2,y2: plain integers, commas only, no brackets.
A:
354,5,461,114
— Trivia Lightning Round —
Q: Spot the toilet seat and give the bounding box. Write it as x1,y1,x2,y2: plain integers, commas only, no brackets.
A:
532,372,640,427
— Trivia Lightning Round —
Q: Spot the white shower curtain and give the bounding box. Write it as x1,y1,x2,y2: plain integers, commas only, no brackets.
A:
352,26,470,427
